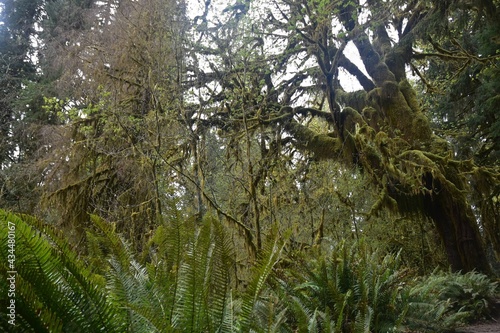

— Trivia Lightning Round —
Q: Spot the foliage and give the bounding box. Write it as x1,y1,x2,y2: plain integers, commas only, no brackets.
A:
0,0,57,213
0,209,290,332
406,270,500,332
84,210,238,332
415,2,500,165
279,239,409,332
2,209,499,332
1,2,500,330
0,210,123,332
363,215,449,275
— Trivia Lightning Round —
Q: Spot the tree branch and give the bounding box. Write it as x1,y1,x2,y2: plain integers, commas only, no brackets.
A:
338,55,375,91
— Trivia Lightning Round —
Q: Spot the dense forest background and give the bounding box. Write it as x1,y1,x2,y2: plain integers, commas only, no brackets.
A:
0,0,499,331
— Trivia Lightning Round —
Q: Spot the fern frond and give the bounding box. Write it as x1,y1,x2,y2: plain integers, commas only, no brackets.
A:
353,306,373,333
0,210,123,332
238,232,287,332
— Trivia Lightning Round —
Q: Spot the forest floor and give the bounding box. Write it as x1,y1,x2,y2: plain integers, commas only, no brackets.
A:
455,319,500,333
454,302,500,333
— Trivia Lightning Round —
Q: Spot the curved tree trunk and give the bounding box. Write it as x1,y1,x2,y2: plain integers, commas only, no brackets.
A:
426,185,490,273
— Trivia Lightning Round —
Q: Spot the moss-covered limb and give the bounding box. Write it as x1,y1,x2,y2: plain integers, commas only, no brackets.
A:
385,39,413,82
400,150,482,175
398,79,421,114
293,106,334,122
256,106,333,127
395,151,464,194
372,23,393,59
352,31,396,86
283,118,342,159
366,185,398,219
336,90,368,112
364,80,433,145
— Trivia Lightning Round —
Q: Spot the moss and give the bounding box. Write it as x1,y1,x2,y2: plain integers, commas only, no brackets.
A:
371,63,396,86
342,107,366,134
367,186,399,218
385,50,407,81
375,131,389,148
336,89,367,111
385,102,412,134
429,135,451,154
309,133,343,159
362,106,384,131
284,119,342,159
357,123,376,140
360,142,383,171
362,106,376,120
411,113,432,142
399,79,420,113
381,81,399,102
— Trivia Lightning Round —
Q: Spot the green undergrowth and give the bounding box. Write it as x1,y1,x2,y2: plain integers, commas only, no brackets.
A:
405,269,499,332
0,210,498,332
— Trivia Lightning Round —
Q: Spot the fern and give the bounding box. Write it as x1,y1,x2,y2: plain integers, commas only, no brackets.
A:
281,239,408,333
0,210,123,332
238,231,287,332
406,269,499,332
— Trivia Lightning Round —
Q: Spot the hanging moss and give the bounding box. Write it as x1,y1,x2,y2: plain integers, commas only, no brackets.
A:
366,186,399,219
362,107,384,134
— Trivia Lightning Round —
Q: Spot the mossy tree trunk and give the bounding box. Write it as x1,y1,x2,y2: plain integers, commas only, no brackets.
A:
323,11,492,273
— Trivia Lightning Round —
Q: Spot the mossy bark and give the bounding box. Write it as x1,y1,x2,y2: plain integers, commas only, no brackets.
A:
387,171,490,273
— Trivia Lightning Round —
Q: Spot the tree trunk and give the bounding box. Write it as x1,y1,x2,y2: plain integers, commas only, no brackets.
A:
388,171,491,273
424,182,490,273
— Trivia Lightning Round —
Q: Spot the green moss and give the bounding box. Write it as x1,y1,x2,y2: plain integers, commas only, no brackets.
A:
371,63,396,85
284,119,342,159
429,135,451,154
336,89,367,111
399,79,420,113
411,113,432,142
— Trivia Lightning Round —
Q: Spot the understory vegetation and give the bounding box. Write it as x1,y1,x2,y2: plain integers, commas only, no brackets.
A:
1,210,498,332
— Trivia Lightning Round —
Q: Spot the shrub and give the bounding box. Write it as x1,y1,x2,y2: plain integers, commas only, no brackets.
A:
406,270,499,332
280,239,410,332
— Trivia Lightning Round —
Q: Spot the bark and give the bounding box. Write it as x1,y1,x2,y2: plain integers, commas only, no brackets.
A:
389,172,491,273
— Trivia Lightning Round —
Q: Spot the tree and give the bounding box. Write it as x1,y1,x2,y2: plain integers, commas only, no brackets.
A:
36,0,190,249
412,0,500,262
0,0,46,211
188,0,500,273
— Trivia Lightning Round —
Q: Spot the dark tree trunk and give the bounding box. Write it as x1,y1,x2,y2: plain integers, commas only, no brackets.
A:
424,179,490,273
389,171,492,273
